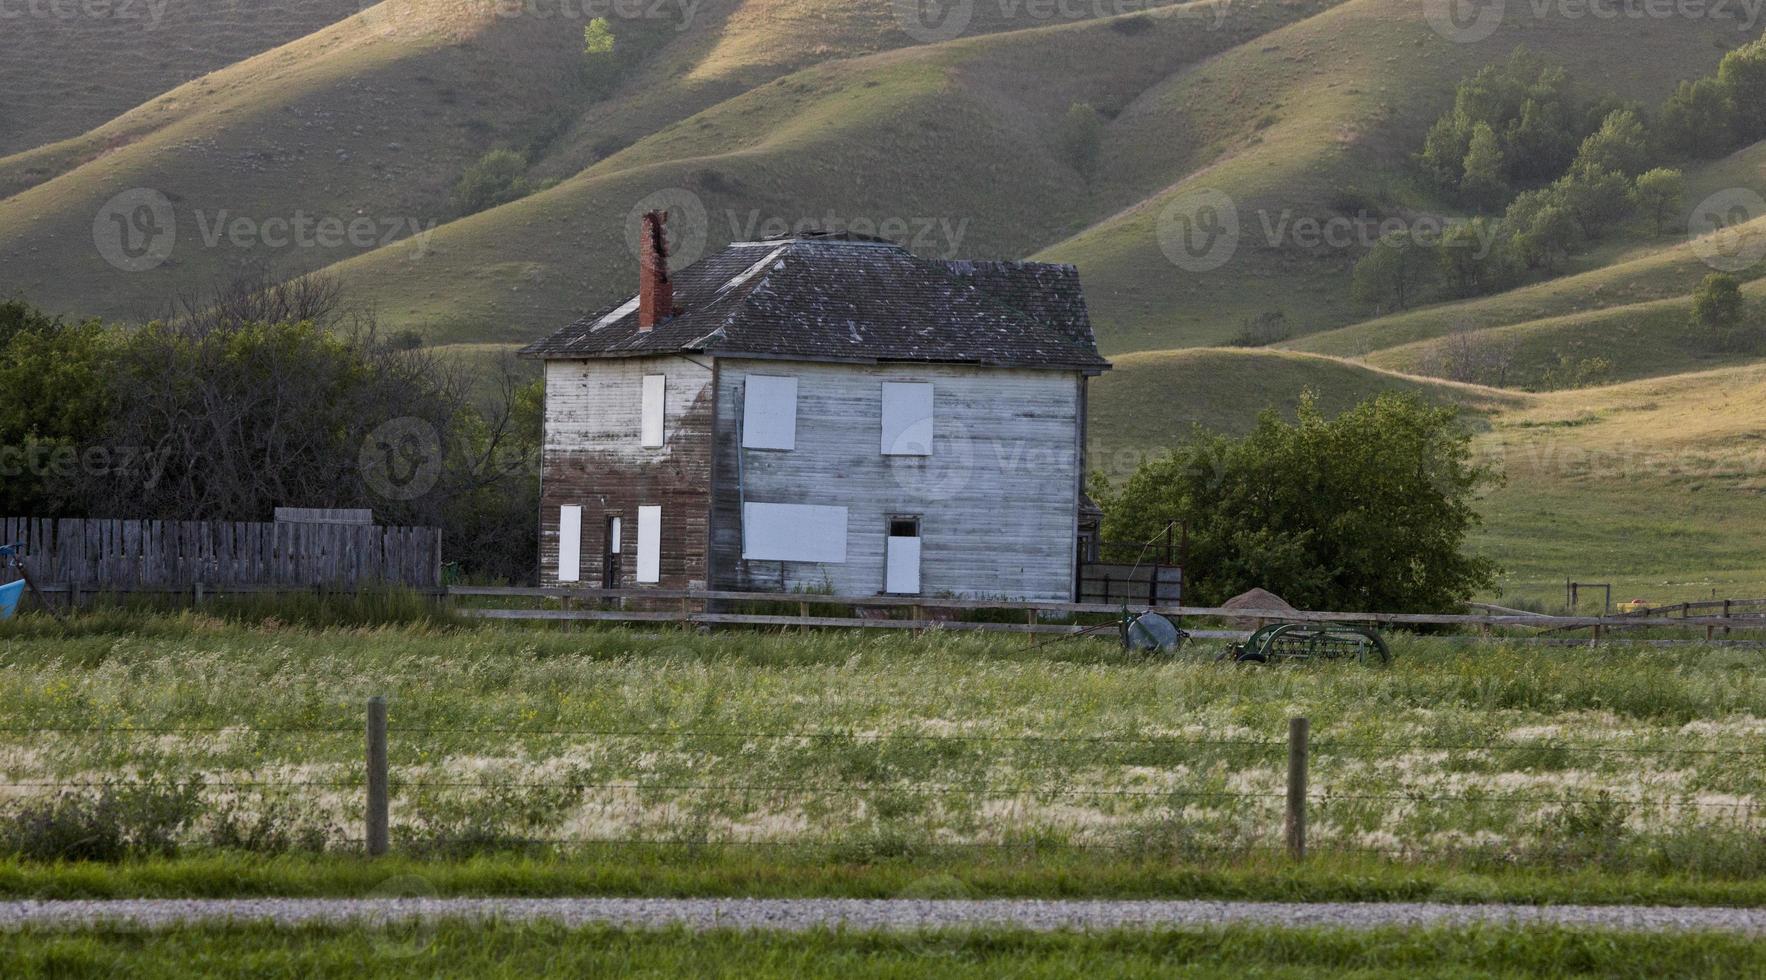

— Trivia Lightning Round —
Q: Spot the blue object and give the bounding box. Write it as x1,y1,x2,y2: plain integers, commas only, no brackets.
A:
1125,612,1186,654
0,579,23,620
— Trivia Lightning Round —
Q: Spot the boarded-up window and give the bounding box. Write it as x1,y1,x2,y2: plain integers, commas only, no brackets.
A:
557,505,582,583
742,502,847,563
742,375,798,450
640,375,666,448
636,506,661,583
881,382,933,456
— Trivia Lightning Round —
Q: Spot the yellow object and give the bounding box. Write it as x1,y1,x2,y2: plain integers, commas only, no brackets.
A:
1618,599,1652,614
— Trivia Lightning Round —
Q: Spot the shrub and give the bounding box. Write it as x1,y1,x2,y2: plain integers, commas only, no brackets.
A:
451,148,534,217
1228,310,1292,347
1,778,203,861
1691,272,1753,352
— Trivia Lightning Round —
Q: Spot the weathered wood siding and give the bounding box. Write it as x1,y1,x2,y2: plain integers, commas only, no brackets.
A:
539,356,714,588
0,517,440,589
710,360,1083,601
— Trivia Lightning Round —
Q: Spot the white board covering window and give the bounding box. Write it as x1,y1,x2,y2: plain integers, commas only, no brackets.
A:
636,506,661,583
742,375,798,450
557,506,582,583
880,382,934,456
640,375,666,448
742,503,847,563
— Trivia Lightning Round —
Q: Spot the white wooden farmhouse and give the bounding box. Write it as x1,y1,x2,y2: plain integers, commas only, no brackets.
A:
519,212,1111,601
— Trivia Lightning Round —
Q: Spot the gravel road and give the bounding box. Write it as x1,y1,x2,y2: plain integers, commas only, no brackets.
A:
5,898,1766,934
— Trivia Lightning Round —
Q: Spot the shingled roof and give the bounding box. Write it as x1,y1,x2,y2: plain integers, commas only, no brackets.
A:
519,235,1109,371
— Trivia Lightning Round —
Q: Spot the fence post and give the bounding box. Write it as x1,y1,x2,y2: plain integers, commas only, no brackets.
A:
366,696,389,857
1285,717,1309,860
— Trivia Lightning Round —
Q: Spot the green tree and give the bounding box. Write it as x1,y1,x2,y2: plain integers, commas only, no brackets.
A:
1572,108,1652,177
1717,32,1766,142
451,148,533,217
582,17,615,55
1351,230,1435,312
1632,167,1685,234
1504,188,1583,271
1459,122,1508,211
0,301,117,516
1092,391,1499,612
1437,218,1514,297
1659,77,1735,159
1691,272,1750,350
1554,161,1635,237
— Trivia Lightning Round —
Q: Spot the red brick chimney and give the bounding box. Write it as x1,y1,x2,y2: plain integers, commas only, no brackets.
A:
638,210,676,332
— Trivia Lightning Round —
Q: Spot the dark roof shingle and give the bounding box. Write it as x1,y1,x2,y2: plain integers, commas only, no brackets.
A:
519,237,1108,371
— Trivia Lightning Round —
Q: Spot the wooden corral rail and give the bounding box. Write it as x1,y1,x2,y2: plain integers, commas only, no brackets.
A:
446,586,1766,638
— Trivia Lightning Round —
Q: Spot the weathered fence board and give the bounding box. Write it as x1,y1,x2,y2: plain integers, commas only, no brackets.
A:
0,517,441,590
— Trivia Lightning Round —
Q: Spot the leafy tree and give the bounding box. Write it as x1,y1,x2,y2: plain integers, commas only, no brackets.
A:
451,149,533,217
1632,167,1685,234
1691,272,1750,351
582,17,615,55
1572,108,1652,177
1437,218,1514,297
1419,115,1470,188
1716,32,1766,142
1460,122,1508,211
0,301,117,516
1057,102,1106,178
1092,391,1499,612
1659,78,1735,159
1554,162,1635,236
1504,188,1583,271
1351,230,1435,312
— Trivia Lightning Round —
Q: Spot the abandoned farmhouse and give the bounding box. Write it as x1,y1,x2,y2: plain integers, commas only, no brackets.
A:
519,212,1111,601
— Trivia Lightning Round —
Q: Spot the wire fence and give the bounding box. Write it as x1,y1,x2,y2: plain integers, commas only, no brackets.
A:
4,712,1763,864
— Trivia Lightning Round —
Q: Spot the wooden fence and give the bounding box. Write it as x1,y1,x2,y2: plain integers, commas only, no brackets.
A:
445,586,1766,642
1,517,442,591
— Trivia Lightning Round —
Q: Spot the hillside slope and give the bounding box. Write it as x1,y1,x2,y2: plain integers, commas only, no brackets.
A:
318,0,1309,343
1034,0,1746,352
0,0,364,156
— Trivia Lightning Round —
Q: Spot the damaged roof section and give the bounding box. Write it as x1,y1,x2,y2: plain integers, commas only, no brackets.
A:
519,235,1109,371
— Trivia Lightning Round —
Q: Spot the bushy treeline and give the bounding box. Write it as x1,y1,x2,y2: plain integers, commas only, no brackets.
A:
0,281,541,582
1353,39,1766,315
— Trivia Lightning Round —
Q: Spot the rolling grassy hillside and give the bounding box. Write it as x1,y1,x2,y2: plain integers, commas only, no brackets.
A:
1033,0,1748,352
319,0,1307,344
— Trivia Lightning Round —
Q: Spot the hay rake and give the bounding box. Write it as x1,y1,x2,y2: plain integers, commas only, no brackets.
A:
1222,622,1390,666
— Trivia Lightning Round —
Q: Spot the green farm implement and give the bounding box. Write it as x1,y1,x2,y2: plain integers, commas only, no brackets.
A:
1222,622,1390,666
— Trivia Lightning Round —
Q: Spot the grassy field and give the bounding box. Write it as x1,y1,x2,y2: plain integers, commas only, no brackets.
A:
7,921,1766,979
4,614,1766,896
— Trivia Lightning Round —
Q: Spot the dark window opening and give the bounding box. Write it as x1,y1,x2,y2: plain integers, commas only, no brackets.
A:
889,516,920,538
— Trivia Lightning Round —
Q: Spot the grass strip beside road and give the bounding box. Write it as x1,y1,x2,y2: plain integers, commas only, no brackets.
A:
8,851,1766,908
5,921,1766,978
